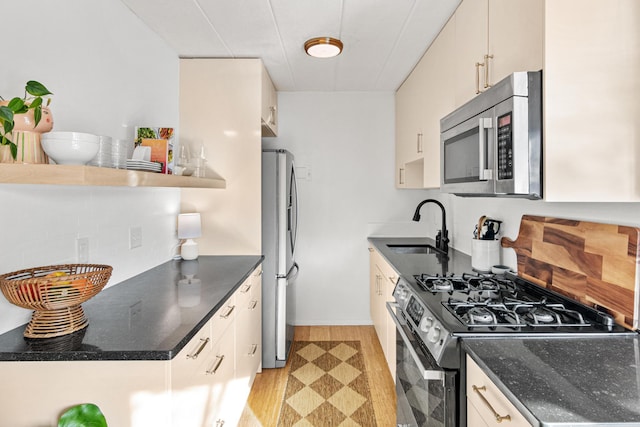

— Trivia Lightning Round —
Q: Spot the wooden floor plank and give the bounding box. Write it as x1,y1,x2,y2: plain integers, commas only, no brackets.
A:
238,325,396,426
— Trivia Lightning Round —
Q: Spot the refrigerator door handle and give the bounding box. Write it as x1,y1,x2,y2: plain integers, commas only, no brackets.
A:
286,262,299,282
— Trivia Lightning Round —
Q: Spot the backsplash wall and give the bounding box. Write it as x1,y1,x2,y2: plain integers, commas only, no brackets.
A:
0,0,181,334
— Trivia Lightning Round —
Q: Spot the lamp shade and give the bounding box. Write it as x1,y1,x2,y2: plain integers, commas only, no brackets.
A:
178,213,201,239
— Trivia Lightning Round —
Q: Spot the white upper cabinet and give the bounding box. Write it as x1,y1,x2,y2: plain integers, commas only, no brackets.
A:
543,0,640,201
395,15,455,189
261,64,278,137
454,0,543,105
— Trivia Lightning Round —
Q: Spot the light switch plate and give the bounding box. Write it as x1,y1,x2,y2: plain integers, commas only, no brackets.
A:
130,226,142,249
77,237,89,263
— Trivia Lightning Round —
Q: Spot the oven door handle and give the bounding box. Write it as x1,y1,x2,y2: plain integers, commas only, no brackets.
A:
387,302,444,381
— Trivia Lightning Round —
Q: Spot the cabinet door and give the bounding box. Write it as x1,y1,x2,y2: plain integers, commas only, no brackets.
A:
171,319,214,427
544,0,640,201
369,248,381,331
488,0,543,85
454,0,543,105
466,356,533,427
419,16,456,188
261,64,277,137
205,325,237,427
454,0,489,105
395,65,427,188
236,273,262,388
384,278,396,382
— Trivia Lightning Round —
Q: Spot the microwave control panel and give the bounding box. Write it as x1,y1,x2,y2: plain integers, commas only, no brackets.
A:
497,113,513,179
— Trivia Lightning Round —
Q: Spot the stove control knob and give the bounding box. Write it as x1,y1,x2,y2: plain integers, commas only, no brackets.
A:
420,317,434,332
428,326,441,343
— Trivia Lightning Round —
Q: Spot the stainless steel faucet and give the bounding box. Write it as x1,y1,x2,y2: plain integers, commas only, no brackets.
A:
412,199,449,254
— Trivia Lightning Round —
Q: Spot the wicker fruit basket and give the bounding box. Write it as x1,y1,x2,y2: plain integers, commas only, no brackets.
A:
0,264,112,339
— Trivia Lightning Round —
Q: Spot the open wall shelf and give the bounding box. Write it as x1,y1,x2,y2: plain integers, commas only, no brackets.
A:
0,164,226,189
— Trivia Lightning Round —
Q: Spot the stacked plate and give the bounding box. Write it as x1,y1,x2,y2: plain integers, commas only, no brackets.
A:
126,160,162,172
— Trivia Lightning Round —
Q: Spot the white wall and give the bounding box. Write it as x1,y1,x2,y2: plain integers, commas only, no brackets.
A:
0,0,180,334
263,92,432,325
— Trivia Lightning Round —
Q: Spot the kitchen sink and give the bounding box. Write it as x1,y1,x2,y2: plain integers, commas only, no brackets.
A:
386,244,443,255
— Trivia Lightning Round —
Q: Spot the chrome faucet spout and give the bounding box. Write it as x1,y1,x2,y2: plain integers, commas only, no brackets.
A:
412,199,449,253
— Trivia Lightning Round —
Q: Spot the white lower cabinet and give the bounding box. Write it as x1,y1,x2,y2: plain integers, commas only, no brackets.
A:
0,266,262,427
466,356,532,427
369,246,398,381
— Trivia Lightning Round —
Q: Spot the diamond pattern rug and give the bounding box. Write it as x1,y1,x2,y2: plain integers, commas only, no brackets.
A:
277,341,378,427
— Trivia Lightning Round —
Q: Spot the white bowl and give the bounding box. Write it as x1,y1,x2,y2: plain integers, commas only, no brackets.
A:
41,132,100,165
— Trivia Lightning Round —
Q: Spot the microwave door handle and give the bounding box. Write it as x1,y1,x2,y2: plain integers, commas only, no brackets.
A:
478,118,493,180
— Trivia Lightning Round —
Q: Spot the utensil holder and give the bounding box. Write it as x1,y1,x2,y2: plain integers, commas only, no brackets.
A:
471,239,500,272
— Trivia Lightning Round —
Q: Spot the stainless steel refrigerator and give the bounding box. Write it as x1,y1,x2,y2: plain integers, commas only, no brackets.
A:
262,149,299,368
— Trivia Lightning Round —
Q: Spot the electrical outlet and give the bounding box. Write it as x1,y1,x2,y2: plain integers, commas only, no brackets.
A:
77,237,89,263
130,226,142,249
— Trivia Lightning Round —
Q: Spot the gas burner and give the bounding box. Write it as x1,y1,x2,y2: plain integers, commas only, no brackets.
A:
432,279,453,291
414,273,468,293
527,307,558,324
467,307,495,324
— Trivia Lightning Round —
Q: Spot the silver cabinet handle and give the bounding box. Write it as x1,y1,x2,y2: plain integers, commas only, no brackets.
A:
248,344,258,356
215,420,225,427
269,105,277,126
186,337,210,359
220,305,235,319
206,354,225,375
483,54,494,89
399,167,405,185
240,284,251,293
475,62,484,94
249,300,258,310
472,385,512,423
387,302,444,381
417,132,423,154
388,276,397,285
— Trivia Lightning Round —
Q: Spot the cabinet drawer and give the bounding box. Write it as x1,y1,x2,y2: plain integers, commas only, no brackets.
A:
172,319,213,375
466,356,532,427
211,296,236,344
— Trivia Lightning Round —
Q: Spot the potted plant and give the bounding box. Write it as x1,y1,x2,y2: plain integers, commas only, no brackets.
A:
58,403,107,427
0,80,53,162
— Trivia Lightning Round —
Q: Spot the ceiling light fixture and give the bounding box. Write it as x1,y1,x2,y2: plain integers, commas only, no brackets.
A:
304,37,343,58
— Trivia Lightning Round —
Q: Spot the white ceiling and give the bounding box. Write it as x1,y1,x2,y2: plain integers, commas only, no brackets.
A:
120,0,461,92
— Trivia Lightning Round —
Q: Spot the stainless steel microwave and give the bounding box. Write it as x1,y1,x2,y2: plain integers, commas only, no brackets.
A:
440,71,542,199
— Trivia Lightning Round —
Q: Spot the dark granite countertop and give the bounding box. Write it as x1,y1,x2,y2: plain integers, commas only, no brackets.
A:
0,255,263,362
464,337,640,426
367,236,474,281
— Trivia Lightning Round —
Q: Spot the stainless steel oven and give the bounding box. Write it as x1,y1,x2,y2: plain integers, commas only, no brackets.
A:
388,302,457,426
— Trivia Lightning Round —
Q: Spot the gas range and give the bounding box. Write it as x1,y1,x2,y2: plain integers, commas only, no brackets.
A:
392,271,634,369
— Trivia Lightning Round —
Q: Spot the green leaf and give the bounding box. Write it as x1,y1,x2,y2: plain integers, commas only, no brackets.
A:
26,80,53,97
33,105,42,126
7,97,25,113
9,142,17,160
29,96,42,109
0,105,13,123
3,118,14,135
58,403,107,427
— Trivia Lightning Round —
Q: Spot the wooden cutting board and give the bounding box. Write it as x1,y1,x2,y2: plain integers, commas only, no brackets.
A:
501,215,640,330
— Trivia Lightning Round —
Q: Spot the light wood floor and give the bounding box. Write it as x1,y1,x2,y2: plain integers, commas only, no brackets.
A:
238,325,396,426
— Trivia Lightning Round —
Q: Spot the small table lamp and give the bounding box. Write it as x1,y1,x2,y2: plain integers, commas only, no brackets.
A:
178,213,201,260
